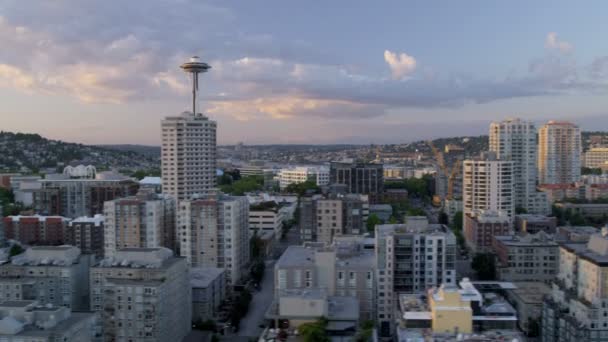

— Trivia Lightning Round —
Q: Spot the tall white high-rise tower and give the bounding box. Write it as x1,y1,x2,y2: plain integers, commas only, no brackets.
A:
161,57,217,201
538,120,581,185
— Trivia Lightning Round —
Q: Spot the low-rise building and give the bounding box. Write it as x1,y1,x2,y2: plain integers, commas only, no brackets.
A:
278,166,329,190
464,211,512,253
249,201,283,239
90,248,191,342
584,147,608,168
554,202,608,219
0,246,93,310
506,282,551,335
369,204,393,222
493,232,558,283
514,214,557,234
556,225,598,242
0,300,100,341
190,267,226,323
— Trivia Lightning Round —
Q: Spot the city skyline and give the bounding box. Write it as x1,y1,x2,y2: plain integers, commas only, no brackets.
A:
3,1,608,145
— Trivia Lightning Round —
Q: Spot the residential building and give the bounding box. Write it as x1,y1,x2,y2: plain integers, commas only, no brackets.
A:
542,230,608,341
190,267,226,322
329,161,384,203
463,152,515,221
443,198,463,224
161,111,217,201
249,201,283,239
538,120,582,185
66,215,105,257
493,231,558,283
489,118,538,212
514,214,557,234
278,166,329,190
584,147,608,169
463,210,512,253
506,282,551,335
178,193,250,286
274,237,375,321
554,202,608,220
556,225,598,242
0,300,100,341
4,215,69,246
90,248,191,342
299,194,368,245
375,218,457,337
139,176,162,193
103,192,176,258
0,246,93,310
33,173,139,218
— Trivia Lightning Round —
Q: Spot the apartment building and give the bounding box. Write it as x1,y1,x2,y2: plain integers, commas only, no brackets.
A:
493,231,558,283
249,201,284,238
375,217,457,337
33,173,139,218
161,111,217,201
274,237,375,321
463,152,514,221
178,193,250,286
190,267,226,322
0,300,100,341
4,215,70,246
66,215,105,257
490,118,539,212
0,246,93,310
103,192,176,258
90,248,191,342
538,121,582,185
542,230,608,341
584,147,608,169
278,166,329,190
464,210,512,253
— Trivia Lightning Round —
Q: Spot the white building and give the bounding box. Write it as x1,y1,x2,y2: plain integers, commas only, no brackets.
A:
161,111,217,201
463,152,515,221
375,217,457,337
538,120,582,185
91,248,191,342
0,300,100,341
584,147,608,169
249,204,283,239
0,246,93,311
278,166,329,190
490,118,544,213
103,192,176,258
178,193,250,286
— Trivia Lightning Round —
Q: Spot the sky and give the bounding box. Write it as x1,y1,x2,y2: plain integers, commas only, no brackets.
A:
2,1,608,145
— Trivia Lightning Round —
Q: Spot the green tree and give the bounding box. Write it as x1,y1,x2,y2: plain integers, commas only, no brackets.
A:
471,253,496,280
220,175,264,195
452,211,463,231
299,317,330,342
366,214,382,232
515,207,528,214
9,244,24,258
356,320,375,342
527,318,540,337
438,211,449,225
388,216,398,224
250,233,263,259
406,207,426,216
284,180,320,196
250,259,266,284
569,212,586,226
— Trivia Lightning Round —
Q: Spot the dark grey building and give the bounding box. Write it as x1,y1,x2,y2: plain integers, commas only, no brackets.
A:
330,161,384,203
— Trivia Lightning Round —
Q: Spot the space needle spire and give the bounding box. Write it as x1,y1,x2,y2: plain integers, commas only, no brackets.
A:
180,56,211,115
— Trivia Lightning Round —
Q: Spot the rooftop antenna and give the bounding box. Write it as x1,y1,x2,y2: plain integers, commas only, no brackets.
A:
180,56,211,115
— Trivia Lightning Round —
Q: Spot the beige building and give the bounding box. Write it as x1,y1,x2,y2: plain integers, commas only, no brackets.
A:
0,246,93,311
584,147,608,169
161,111,217,201
429,284,473,334
538,120,582,185
178,193,250,286
0,300,100,341
103,192,176,258
274,237,375,321
90,248,191,342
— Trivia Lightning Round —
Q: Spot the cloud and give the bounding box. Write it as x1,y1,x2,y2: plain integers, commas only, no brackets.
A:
545,32,573,53
384,50,417,80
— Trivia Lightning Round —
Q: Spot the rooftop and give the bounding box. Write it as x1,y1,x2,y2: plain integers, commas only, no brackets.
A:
494,231,557,247
507,282,551,304
10,246,81,267
190,267,225,288
275,246,315,268
96,247,176,269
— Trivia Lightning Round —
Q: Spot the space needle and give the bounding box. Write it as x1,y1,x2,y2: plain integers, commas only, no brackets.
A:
180,56,211,115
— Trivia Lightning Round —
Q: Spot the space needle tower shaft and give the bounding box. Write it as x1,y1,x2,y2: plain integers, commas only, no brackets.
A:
180,56,211,115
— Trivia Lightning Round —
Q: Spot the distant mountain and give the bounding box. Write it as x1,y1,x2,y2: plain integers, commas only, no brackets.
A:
0,132,159,173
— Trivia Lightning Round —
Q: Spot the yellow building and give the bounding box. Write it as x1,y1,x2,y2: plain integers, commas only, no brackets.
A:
428,284,473,334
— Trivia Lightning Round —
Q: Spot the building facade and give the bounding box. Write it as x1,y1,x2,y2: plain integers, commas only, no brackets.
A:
90,248,191,342
278,166,329,190
103,193,176,258
0,246,93,311
161,112,217,201
538,121,582,185
463,153,514,221
190,267,226,322
66,215,105,257
584,147,608,169
493,232,558,283
464,210,512,253
489,118,538,212
178,193,250,286
4,215,69,246
329,161,384,203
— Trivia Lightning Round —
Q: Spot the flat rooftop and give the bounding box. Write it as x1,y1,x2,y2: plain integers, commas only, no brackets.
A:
190,267,225,288
275,246,315,268
508,282,551,304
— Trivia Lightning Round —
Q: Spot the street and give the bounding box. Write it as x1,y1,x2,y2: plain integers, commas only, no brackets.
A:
236,259,275,338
